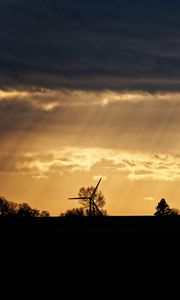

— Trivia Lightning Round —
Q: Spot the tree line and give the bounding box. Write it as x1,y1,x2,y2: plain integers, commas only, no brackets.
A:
62,197,179,217
0,188,179,217
0,196,50,217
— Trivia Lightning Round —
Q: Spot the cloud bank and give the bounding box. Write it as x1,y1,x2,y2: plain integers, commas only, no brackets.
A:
0,89,180,152
1,146,180,182
1,0,180,91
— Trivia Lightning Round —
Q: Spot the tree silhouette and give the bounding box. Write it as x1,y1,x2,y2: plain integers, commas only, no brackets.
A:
0,196,50,217
17,203,40,217
60,207,85,217
0,196,18,216
40,210,50,217
154,198,171,216
62,184,107,217
78,186,107,216
169,208,179,215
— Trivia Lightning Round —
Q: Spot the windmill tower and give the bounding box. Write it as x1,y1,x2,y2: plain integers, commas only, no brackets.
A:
68,178,103,216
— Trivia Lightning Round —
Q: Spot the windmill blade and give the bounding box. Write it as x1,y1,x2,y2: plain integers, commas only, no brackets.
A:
68,197,89,200
91,177,102,199
91,198,102,216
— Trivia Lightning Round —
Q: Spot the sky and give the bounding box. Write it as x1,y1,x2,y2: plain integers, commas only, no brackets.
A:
1,0,180,215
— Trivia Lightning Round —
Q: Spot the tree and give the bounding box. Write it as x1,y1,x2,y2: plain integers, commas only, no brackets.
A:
0,196,18,216
40,210,50,217
17,203,40,217
78,186,107,216
154,198,171,216
62,184,107,217
60,207,85,217
0,196,50,217
170,208,179,216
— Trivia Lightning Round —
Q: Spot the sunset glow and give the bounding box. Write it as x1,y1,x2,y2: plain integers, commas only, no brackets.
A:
1,87,180,215
1,1,180,215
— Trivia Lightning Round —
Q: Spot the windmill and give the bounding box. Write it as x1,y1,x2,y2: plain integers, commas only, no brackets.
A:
68,178,103,216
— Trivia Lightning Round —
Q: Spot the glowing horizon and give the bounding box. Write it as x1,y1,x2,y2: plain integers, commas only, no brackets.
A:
1,1,180,216
0,88,180,216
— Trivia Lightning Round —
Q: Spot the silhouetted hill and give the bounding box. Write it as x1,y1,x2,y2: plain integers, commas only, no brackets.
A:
1,216,180,299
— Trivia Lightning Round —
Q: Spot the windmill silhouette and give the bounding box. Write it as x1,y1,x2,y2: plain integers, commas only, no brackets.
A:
68,178,103,216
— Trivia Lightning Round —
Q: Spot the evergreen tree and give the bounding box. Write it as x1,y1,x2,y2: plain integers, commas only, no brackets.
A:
154,198,171,216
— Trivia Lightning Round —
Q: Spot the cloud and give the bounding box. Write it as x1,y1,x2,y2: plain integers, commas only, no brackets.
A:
2,146,180,182
144,197,155,201
12,147,104,177
1,89,180,153
1,1,180,91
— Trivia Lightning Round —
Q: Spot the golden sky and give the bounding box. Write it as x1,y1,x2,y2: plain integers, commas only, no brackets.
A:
1,89,180,215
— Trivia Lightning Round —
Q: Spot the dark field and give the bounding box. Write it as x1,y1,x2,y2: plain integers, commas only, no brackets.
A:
1,216,180,299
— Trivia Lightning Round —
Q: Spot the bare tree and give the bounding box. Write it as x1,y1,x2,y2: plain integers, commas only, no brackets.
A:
0,196,50,217
0,196,18,216
78,186,107,216
17,203,40,217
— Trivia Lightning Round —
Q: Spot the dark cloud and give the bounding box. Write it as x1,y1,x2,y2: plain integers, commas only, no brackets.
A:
1,93,180,152
1,0,180,91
